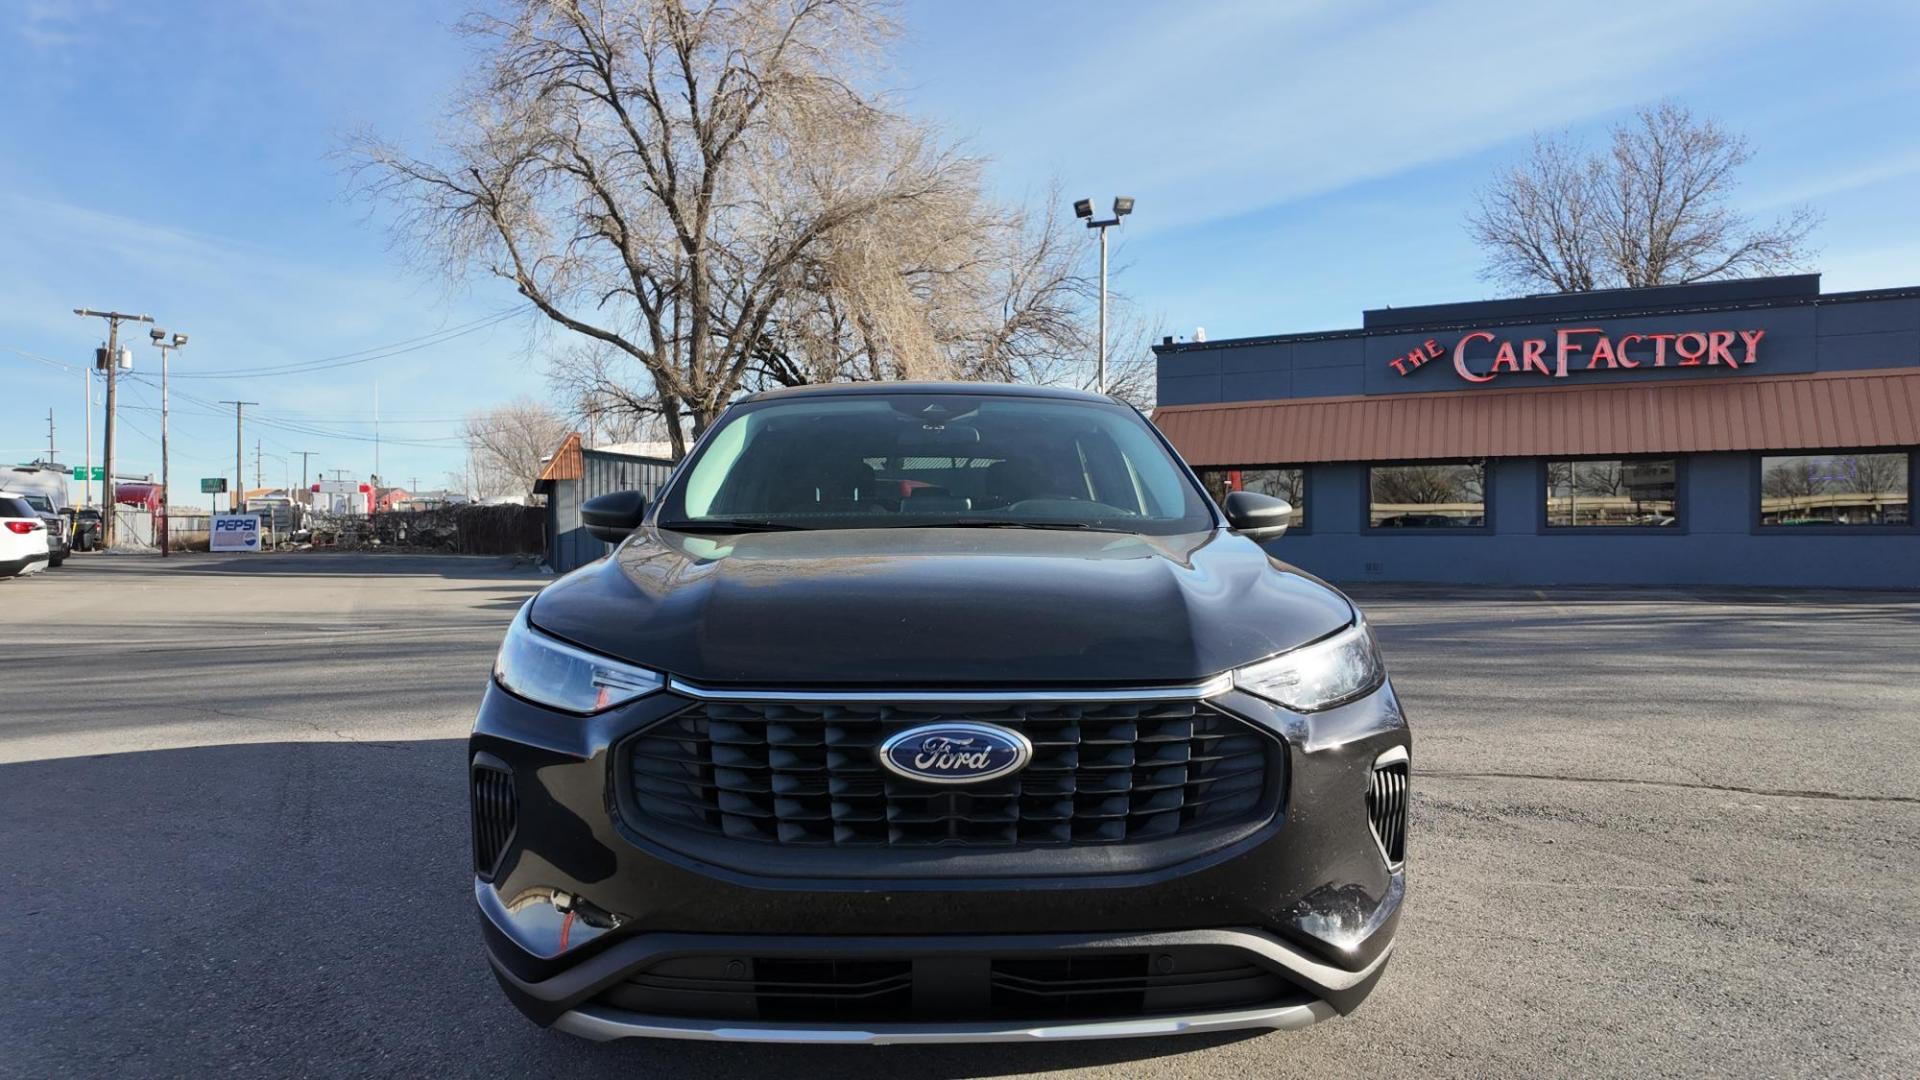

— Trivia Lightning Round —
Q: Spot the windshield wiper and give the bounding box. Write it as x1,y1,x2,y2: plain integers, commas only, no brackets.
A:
658,519,809,533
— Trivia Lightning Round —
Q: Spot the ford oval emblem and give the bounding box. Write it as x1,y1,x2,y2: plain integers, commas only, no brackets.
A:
878,722,1033,785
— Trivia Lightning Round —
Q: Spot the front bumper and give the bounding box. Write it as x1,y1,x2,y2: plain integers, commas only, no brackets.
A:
471,676,1410,1042
0,554,49,577
556,999,1337,1045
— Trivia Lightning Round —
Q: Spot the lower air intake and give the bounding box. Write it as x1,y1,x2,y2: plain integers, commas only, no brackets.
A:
471,764,517,879
1367,756,1408,865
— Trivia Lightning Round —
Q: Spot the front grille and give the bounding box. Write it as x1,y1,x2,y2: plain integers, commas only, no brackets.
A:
622,699,1274,848
1367,757,1408,865
594,946,1306,1024
471,764,517,878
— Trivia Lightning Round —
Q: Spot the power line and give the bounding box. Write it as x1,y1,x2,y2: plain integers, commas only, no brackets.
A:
126,374,481,449
5,347,83,372
167,305,531,379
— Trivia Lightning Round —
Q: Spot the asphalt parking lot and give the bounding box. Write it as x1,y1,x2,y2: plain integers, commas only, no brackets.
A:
3,554,1916,1078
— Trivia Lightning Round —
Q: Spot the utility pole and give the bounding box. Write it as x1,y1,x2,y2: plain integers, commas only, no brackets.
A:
296,451,317,498
148,330,187,557
373,381,381,489
74,308,154,547
46,409,56,464
255,438,263,490
219,400,257,513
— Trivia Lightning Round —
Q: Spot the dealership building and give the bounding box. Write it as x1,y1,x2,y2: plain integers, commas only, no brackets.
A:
1151,275,1918,587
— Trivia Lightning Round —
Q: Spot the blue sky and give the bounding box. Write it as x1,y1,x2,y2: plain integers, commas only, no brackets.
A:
3,0,1917,490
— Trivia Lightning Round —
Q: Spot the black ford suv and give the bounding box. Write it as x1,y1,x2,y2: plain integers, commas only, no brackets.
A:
473,383,1410,1044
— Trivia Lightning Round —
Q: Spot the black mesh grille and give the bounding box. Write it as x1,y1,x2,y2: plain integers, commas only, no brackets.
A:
1367,759,1408,865
609,957,914,1022
471,765,517,878
622,699,1274,848
989,950,1293,1020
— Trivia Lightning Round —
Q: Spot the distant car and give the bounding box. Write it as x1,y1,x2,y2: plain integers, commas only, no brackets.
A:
13,493,69,567
0,495,51,579
68,507,103,552
0,466,72,561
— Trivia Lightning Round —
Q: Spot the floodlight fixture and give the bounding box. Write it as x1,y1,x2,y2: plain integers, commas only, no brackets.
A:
1113,196,1135,217
1073,198,1093,219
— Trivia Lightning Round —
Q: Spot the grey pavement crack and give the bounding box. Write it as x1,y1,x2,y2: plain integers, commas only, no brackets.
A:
1421,769,1920,805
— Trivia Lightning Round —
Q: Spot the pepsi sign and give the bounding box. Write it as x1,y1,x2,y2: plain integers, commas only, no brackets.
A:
210,514,262,552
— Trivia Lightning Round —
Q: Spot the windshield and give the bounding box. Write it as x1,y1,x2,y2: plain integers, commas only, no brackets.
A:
658,393,1214,534
22,495,53,513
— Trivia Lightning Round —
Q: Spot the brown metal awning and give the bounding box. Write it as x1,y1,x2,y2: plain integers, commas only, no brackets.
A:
1151,368,1920,466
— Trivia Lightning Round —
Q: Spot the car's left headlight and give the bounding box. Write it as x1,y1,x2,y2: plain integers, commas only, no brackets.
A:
1232,620,1385,712
493,602,662,715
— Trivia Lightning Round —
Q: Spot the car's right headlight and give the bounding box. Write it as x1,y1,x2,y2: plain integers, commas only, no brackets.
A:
1232,620,1385,712
493,602,662,715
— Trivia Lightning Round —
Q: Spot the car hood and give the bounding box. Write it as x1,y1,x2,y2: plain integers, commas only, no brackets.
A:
529,527,1353,687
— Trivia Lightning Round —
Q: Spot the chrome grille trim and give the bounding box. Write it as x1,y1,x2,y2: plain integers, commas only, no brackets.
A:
664,673,1234,704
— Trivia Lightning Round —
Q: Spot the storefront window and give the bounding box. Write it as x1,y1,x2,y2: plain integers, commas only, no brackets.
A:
1196,467,1304,527
1368,463,1485,528
1546,458,1678,527
1759,452,1910,527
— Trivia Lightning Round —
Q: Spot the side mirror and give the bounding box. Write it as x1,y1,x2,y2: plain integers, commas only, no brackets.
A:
582,490,647,544
1222,490,1292,541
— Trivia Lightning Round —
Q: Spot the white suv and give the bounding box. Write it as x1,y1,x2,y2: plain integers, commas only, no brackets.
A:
0,494,51,579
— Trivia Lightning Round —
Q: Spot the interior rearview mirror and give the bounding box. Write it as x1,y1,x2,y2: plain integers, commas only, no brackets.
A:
1222,490,1292,541
582,490,647,545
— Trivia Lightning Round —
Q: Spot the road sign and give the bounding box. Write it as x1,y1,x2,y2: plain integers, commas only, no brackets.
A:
71,466,105,480
200,477,228,494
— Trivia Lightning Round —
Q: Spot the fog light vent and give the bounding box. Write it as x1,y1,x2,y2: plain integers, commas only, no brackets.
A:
1367,752,1408,866
471,763,517,879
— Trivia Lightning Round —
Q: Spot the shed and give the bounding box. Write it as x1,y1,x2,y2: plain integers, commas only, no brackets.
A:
534,433,677,573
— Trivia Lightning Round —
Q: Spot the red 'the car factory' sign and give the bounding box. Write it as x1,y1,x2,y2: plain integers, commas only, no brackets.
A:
1389,327,1766,383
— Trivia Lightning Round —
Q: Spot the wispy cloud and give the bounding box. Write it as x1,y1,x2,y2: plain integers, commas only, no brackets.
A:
0,190,540,478
915,0,1804,232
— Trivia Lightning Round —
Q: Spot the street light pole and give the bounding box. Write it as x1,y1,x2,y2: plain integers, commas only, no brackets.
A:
83,368,92,508
1072,197,1134,395
149,330,187,557
74,308,154,547
1098,225,1108,395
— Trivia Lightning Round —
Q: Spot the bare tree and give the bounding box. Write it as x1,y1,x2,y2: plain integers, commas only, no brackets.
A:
355,2,1140,457
1843,452,1906,497
741,188,1155,398
1371,464,1482,506
1761,458,1817,501
354,0,1113,459
1468,102,1819,293
464,396,572,498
